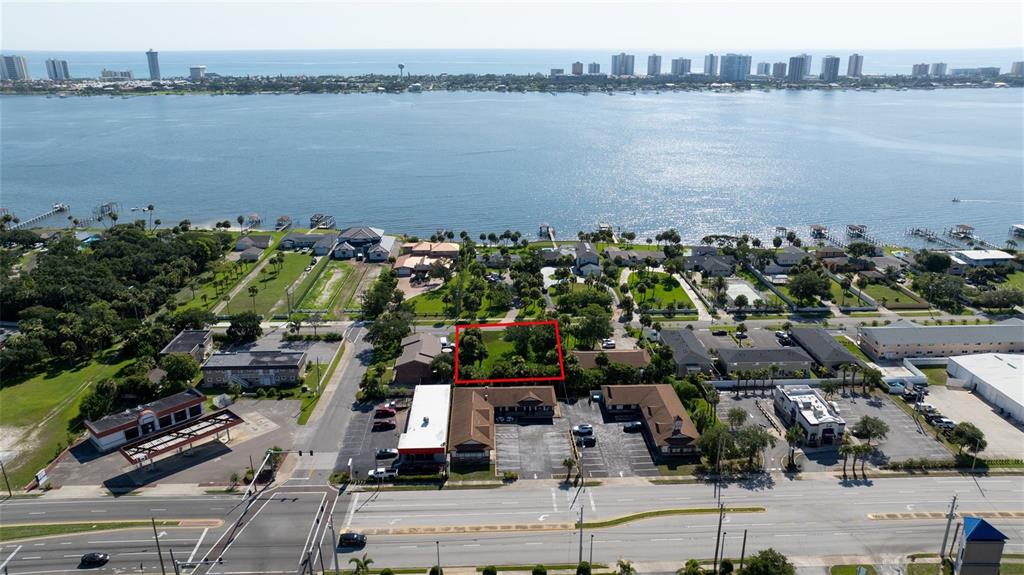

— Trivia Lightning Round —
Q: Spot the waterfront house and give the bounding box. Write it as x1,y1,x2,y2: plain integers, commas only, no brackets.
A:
576,242,599,268
814,246,846,259
331,241,357,260
394,254,452,277
279,232,336,256
234,234,273,252
601,384,700,457
774,246,810,267
239,247,263,262
953,250,1016,268
405,242,460,259
366,236,398,262
684,254,735,277
337,226,384,247
605,248,666,266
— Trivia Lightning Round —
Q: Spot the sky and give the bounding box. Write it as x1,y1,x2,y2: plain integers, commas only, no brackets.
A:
2,0,1022,52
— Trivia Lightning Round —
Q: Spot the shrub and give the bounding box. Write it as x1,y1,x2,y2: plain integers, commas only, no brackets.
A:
430,566,443,575
483,567,498,575
577,562,592,575
380,569,394,575
502,471,519,482
533,565,547,575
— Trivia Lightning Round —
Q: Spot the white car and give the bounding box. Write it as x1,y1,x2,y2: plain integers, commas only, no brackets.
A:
572,424,594,436
368,467,398,480
601,339,616,349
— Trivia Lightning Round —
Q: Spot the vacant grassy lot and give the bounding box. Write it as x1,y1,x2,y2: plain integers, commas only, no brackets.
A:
226,252,308,317
0,350,133,487
478,330,516,372
1002,271,1024,290
298,260,353,310
830,279,869,307
862,282,927,307
630,271,694,309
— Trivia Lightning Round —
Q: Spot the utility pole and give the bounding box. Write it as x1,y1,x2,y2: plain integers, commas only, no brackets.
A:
589,534,594,565
713,504,725,575
328,515,340,574
739,529,748,571
578,505,585,564
949,522,962,560
151,518,167,575
169,549,180,575
939,494,959,563
435,540,441,572
0,459,12,497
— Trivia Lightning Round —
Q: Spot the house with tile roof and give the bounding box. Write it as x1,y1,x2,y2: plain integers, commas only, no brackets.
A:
601,384,700,457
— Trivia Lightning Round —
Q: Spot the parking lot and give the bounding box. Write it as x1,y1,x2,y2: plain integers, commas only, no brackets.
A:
695,327,785,352
495,420,573,480
564,400,659,478
926,387,1024,460
336,402,407,480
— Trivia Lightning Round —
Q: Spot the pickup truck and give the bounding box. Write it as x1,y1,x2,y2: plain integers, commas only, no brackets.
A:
368,467,398,480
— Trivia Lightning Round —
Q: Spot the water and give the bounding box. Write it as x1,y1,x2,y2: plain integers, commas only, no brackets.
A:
1,88,1021,244
12,48,1024,79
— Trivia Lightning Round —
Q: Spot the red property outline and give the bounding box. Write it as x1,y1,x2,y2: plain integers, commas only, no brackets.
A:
453,320,566,385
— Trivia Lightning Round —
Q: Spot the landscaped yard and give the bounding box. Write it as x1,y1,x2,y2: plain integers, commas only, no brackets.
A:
225,252,308,317
629,271,694,309
408,285,449,316
297,260,353,311
861,282,928,308
0,350,133,487
1001,271,1024,290
829,279,870,307
479,330,517,373
917,366,949,386
834,335,871,363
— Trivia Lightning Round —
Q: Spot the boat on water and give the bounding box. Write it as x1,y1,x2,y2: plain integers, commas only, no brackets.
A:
952,198,961,202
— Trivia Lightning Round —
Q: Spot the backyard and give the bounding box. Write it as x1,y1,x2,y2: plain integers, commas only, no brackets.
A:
1002,271,1024,290
829,279,870,307
629,271,694,309
225,252,309,317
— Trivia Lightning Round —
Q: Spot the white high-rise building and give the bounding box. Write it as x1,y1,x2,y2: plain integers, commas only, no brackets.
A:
703,53,718,76
45,59,70,81
800,53,812,76
756,62,771,76
1,55,31,81
647,54,662,76
930,63,947,77
670,58,691,75
820,55,840,82
1012,61,1024,77
146,49,161,80
189,66,206,81
611,53,635,76
847,53,864,77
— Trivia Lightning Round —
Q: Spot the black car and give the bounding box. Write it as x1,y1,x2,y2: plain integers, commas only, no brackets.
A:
623,421,644,433
80,553,110,567
338,532,367,548
712,330,728,336
577,436,597,447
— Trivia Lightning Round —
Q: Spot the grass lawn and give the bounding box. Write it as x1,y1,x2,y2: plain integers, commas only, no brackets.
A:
449,462,496,480
834,336,871,363
1002,271,1024,290
226,252,308,318
629,271,694,309
298,260,353,310
917,366,949,386
478,330,517,372
907,562,952,575
596,241,660,252
408,284,449,316
831,566,878,575
0,350,134,487
830,279,869,307
862,282,927,306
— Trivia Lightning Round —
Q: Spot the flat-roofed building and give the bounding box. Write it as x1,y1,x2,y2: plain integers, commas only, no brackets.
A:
947,354,1023,422
160,329,213,363
953,250,1015,267
573,349,651,370
202,350,307,387
398,384,451,467
85,389,206,451
602,384,700,457
857,319,1024,361
773,385,845,447
448,386,556,463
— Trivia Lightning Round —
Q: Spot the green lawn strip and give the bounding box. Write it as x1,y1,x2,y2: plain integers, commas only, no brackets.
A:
0,350,133,487
297,344,346,425
896,311,936,317
907,562,952,575
831,566,878,575
596,241,659,252
834,336,871,363
829,279,869,307
861,283,926,306
579,507,764,528
1001,271,1024,290
917,366,949,386
226,252,308,317
657,462,701,476
629,271,693,309
998,566,1024,575
1,521,180,542
332,570,426,575
477,565,609,572
299,261,353,310
449,462,496,481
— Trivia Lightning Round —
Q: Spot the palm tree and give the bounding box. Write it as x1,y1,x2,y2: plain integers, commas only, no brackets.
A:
785,426,803,469
349,554,374,575
769,363,779,391
617,560,636,575
398,63,405,78
839,433,854,479
838,363,850,395
850,363,862,394
857,443,874,478
562,457,576,483
248,286,259,313
677,559,703,575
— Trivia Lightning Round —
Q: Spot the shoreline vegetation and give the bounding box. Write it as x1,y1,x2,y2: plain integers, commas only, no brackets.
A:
2,72,1022,97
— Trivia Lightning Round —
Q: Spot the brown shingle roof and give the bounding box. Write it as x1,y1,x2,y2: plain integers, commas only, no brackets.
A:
572,349,651,369
601,384,699,449
448,386,557,451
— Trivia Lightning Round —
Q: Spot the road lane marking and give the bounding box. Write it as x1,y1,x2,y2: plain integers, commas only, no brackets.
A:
399,546,417,549
33,544,46,547
151,508,167,512
551,489,558,512
525,542,544,546
0,545,23,570
187,527,209,563
90,510,107,513
344,493,360,530
297,492,328,567
588,490,596,512
28,512,46,515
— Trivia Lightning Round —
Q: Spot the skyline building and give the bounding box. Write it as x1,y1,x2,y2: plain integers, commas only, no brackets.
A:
1,55,31,81
670,57,691,75
45,58,70,81
587,62,600,74
930,62,947,77
911,63,929,77
189,65,206,81
647,53,662,76
146,49,161,80
571,61,583,75
820,55,840,82
101,69,133,80
1012,61,1024,77
847,53,864,77
719,53,751,82
787,55,805,82
800,54,812,77
703,53,718,76
611,52,635,76
772,61,787,78
756,62,771,75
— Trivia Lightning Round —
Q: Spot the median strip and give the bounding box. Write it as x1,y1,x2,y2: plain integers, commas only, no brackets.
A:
578,507,766,529
0,520,220,543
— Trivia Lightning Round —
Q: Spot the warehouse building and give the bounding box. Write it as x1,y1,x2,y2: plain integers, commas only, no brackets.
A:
947,354,1023,422
858,319,1024,360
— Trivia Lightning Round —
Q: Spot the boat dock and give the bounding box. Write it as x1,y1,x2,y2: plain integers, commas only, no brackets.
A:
9,203,69,230
945,224,999,250
907,227,959,248
846,224,882,246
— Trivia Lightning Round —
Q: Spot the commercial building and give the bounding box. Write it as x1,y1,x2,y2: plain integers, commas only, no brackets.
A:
947,354,1023,423
189,66,206,81
954,517,1008,575
45,59,70,81
952,249,1015,267
930,62,948,77
1011,61,1024,77
101,69,134,80
611,53,635,76
789,328,861,371
601,384,700,457
659,329,714,375
847,53,864,77
160,329,213,363
671,58,691,75
202,350,308,387
911,63,930,77
393,333,443,386
756,62,771,76
820,55,841,82
1,55,31,81
550,68,564,77
703,53,718,76
772,62,787,79
977,67,1000,78
448,386,556,463
773,385,845,447
719,53,752,82
146,49,160,80
587,62,601,74
397,384,451,467
857,318,1024,360
571,61,584,76
85,389,206,451
647,54,662,76
717,347,815,376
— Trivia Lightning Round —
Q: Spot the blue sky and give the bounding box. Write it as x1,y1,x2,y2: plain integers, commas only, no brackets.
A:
3,1,1023,51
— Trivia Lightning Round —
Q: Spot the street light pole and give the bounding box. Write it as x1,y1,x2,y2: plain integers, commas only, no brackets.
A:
939,494,959,563
739,529,748,572
712,504,725,575
151,518,167,575
328,515,340,574
589,534,594,565
578,505,584,564
0,459,12,497
435,541,441,573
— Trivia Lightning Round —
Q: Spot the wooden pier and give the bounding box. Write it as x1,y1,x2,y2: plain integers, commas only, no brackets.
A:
10,203,69,230
907,227,959,248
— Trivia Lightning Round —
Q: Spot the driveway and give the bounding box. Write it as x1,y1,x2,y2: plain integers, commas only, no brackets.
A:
564,400,659,478
926,387,1024,459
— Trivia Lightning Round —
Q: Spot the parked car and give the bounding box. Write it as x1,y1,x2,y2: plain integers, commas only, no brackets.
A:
933,417,956,430
372,419,396,431
886,383,906,394
774,330,788,339
924,412,945,424
914,402,936,413
375,407,397,418
338,532,367,548
601,338,616,349
368,467,398,480
572,424,594,436
735,332,749,340
576,436,597,447
80,553,110,567
375,448,399,459
711,330,728,336
623,421,644,433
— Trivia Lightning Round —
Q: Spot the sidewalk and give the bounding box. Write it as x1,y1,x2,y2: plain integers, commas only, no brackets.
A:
674,273,713,321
